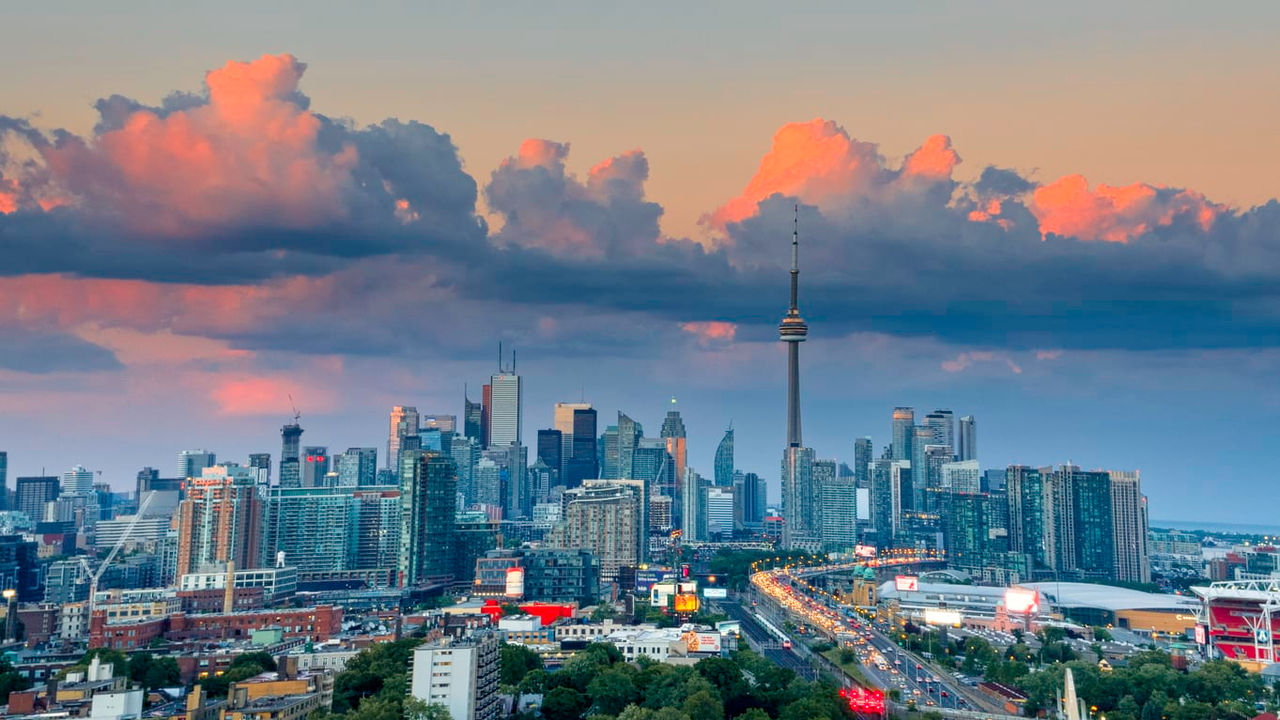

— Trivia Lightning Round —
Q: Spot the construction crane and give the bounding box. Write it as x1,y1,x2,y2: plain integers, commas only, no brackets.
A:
79,491,156,620
288,393,301,423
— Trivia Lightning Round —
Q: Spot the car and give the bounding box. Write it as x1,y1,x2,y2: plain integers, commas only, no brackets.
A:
941,691,949,698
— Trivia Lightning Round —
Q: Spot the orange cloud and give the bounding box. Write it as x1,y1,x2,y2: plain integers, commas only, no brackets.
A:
210,374,337,416
702,119,959,231
680,321,737,346
33,53,357,234
1031,174,1219,243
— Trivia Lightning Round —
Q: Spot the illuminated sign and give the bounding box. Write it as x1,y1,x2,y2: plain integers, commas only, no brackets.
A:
895,575,919,592
703,587,728,599
854,544,877,558
504,567,525,598
1004,587,1040,615
923,608,962,626
673,593,701,614
682,631,722,653
1194,624,1207,645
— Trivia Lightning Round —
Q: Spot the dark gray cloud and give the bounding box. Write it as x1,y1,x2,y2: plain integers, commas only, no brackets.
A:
0,329,121,373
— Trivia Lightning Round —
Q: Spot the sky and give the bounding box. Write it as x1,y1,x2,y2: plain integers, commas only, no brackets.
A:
1,2,1279,523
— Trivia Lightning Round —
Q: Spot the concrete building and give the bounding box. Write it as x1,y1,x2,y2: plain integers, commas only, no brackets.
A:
410,632,500,720
175,465,266,579
551,481,640,582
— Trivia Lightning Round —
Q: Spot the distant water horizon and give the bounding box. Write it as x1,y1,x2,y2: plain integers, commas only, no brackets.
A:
1152,519,1280,535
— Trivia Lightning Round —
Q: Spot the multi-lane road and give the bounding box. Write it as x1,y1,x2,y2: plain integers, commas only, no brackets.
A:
747,557,1009,716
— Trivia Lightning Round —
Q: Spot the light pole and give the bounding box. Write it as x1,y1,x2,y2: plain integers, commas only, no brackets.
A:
3,589,16,643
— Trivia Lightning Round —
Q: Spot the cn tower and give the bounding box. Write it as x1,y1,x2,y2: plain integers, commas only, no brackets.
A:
779,206,811,550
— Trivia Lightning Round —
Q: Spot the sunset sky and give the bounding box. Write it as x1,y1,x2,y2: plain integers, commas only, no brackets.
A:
2,2,1279,524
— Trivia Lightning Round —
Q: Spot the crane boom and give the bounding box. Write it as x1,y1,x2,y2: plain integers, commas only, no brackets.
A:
88,492,157,618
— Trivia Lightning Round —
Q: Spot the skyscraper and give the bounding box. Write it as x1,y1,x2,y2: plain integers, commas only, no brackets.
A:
617,413,642,479
554,402,591,478
387,406,419,475
398,450,457,585
464,388,484,443
0,451,8,511
853,437,872,488
535,430,562,481
660,399,687,483
337,447,378,487
489,348,522,447
175,464,266,578
450,435,481,502
923,410,955,454
301,447,330,488
891,407,915,462
1006,465,1053,570
817,460,856,550
280,422,303,488
550,480,641,582
62,464,95,496
1109,470,1151,584
177,450,217,480
566,407,598,487
248,453,272,484
714,427,734,487
957,416,977,462
779,207,815,550
15,476,58,522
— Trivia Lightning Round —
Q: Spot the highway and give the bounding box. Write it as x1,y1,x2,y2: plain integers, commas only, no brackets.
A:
718,598,816,680
748,555,1012,716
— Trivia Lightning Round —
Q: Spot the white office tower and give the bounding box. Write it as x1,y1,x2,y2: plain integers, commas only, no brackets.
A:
411,632,500,720
705,486,735,538
1109,470,1151,584
62,464,95,496
489,347,522,447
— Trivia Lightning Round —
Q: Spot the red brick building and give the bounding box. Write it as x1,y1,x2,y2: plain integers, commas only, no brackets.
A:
89,605,343,649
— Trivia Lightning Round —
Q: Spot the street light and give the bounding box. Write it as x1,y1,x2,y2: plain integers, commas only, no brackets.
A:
3,589,16,643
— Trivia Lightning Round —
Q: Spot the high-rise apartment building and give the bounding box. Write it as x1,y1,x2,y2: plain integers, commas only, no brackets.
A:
351,488,402,572
450,436,481,503
941,460,981,494
1006,465,1053,570
819,468,857,551
551,480,641,581
891,407,915,462
910,426,933,509
957,416,976,462
736,471,766,528
279,423,303,488
247,453,271,484
398,451,457,586
660,401,687,483
410,632,500,720
1109,470,1151,584
336,447,378,487
1048,466,1115,579
266,485,356,573
617,413,642,479
175,464,266,578
780,447,817,549
923,410,955,454
387,406,419,476
0,451,7,511
714,428,734,488
177,450,217,480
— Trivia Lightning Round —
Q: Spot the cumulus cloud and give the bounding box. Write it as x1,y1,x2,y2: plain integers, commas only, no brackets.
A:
485,139,663,258
941,351,1023,375
680,321,737,347
0,53,482,281
1031,174,1220,243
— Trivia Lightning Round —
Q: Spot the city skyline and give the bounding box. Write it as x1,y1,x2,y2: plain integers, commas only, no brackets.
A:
3,7,1280,524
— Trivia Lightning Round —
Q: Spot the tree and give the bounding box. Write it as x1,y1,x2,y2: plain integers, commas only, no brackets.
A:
680,689,724,720
60,648,129,678
344,696,402,720
1093,627,1113,642
543,686,590,720
331,637,424,714
0,658,31,704
404,697,455,720
501,644,545,687
587,667,641,717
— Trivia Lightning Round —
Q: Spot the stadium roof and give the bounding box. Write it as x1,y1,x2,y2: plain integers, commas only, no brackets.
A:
1020,582,1199,613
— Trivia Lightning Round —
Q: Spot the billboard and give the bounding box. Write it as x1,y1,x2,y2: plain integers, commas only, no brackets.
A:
673,593,701,614
1194,624,1207,645
895,575,919,592
504,567,525,598
923,608,962,626
854,544,877,558
703,587,728,599
683,631,722,653
635,569,663,592
1004,587,1040,615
